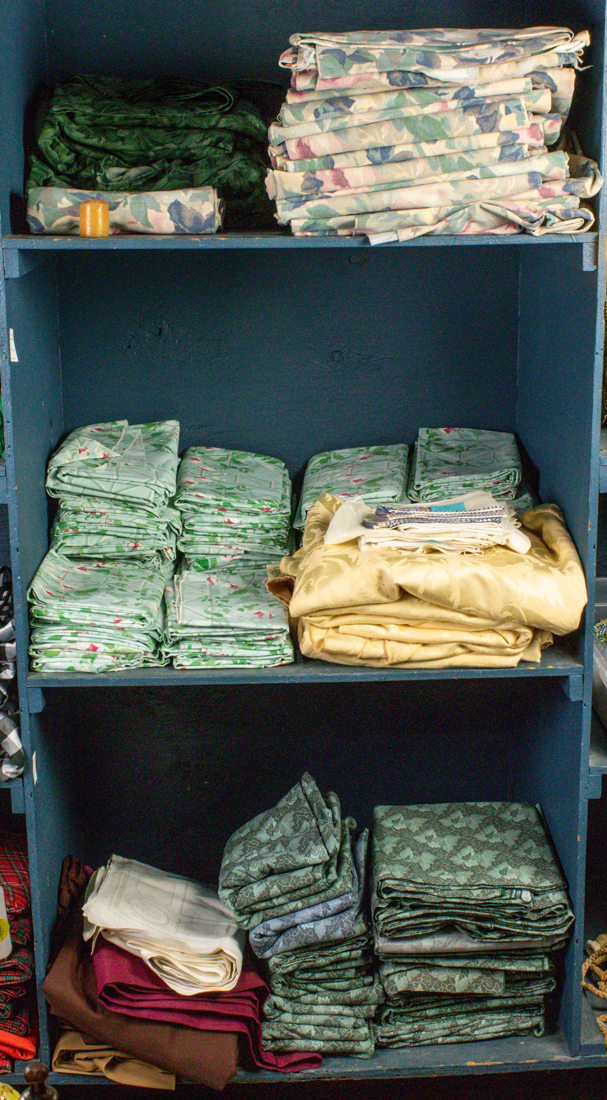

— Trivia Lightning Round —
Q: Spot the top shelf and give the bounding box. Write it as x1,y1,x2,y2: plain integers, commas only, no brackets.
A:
1,231,599,276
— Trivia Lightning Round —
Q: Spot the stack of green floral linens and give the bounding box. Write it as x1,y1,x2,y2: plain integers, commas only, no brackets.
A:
162,563,293,669
47,420,181,565
175,447,292,570
407,427,522,501
293,444,410,530
372,801,574,1046
28,419,180,671
28,551,170,673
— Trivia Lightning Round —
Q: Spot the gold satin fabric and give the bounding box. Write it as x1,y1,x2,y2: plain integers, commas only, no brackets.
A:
267,496,587,669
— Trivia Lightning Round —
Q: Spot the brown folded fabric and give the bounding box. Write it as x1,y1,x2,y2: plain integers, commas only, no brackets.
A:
52,1029,176,1089
43,866,239,1091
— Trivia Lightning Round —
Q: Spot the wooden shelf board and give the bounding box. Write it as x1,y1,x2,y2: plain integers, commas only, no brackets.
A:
39,1032,607,1087
26,644,583,690
2,231,598,253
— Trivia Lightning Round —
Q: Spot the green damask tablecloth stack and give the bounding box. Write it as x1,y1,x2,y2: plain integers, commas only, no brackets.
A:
266,27,603,243
371,801,574,1046
175,447,292,570
219,773,380,1056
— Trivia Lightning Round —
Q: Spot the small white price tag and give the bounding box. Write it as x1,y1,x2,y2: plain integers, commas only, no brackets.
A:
0,887,12,959
8,330,18,363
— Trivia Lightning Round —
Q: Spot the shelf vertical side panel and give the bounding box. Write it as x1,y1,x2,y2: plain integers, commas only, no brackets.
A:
1,262,65,1066
4,263,64,684
0,0,48,236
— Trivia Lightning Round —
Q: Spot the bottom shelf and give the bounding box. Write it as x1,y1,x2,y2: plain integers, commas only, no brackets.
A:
236,1030,604,1083
43,1031,607,1087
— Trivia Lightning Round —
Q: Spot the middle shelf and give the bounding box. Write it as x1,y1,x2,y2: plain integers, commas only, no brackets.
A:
25,643,584,691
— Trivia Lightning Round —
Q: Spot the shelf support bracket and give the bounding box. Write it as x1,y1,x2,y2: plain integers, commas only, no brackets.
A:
2,250,53,280
582,238,598,272
27,687,45,715
9,782,25,814
587,772,603,799
561,673,583,702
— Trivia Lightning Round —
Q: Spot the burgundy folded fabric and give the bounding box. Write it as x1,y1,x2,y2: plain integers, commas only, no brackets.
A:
93,938,322,1073
43,898,239,1090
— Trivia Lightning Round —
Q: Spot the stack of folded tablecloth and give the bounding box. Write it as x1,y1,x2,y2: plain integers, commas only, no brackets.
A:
372,802,574,1046
219,773,380,1056
408,427,522,501
354,491,530,555
259,831,381,1057
293,444,409,530
46,856,320,1086
92,938,319,1074
0,569,24,779
163,564,293,668
46,419,180,566
267,496,587,668
82,855,246,995
0,827,38,1068
27,551,169,672
175,447,292,570
27,75,276,232
267,27,603,242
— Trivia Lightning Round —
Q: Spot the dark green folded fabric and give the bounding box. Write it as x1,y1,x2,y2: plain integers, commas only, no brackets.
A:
376,994,545,1047
219,773,356,928
379,957,556,998
26,75,276,229
372,802,574,942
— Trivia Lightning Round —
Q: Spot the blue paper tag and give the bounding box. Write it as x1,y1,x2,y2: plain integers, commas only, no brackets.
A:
430,501,466,512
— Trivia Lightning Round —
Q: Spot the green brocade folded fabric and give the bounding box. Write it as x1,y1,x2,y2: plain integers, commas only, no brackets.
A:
372,802,574,943
219,773,356,928
379,957,556,997
27,75,276,230
375,995,545,1046
262,914,380,1058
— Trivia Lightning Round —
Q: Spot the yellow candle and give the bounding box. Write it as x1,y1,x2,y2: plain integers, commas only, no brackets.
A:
79,199,110,238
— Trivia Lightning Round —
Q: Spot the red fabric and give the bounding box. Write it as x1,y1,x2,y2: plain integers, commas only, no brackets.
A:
0,1025,37,1060
92,939,322,1073
0,828,29,915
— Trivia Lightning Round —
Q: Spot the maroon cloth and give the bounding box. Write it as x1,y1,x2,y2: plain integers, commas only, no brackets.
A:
92,938,322,1073
43,878,239,1090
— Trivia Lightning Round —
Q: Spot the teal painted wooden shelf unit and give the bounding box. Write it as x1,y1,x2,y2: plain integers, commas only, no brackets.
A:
1,0,607,1087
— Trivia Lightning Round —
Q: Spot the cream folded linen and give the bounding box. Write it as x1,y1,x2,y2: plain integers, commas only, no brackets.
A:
82,855,245,995
52,1030,176,1089
267,495,586,669
324,493,531,555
